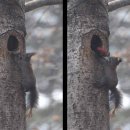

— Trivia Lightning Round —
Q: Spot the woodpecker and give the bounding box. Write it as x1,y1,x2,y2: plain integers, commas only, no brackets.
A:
96,47,110,57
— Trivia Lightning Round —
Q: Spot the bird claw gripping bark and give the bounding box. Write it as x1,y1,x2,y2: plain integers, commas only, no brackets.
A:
26,108,33,118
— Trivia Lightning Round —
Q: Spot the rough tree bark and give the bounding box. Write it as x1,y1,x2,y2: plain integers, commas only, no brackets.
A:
0,0,26,130
67,0,110,130
0,0,62,129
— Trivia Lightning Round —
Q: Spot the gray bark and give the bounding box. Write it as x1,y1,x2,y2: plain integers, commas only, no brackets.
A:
0,0,26,130
67,0,110,130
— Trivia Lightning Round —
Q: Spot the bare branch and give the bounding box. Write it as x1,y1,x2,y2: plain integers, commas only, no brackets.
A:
108,0,130,12
25,0,63,12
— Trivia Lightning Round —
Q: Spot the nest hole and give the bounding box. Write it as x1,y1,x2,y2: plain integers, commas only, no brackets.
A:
91,35,102,52
7,35,19,51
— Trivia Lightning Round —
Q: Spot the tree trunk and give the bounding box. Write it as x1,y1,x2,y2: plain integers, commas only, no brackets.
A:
0,0,26,130
67,0,110,130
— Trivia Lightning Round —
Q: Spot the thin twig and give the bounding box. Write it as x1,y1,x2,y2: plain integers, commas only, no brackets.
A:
25,0,63,12
108,0,130,12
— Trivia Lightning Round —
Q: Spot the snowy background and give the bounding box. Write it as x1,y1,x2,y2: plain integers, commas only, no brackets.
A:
25,1,63,130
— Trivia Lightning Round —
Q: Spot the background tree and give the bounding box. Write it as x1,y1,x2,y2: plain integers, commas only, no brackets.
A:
109,0,130,129
67,0,130,130
25,0,63,130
